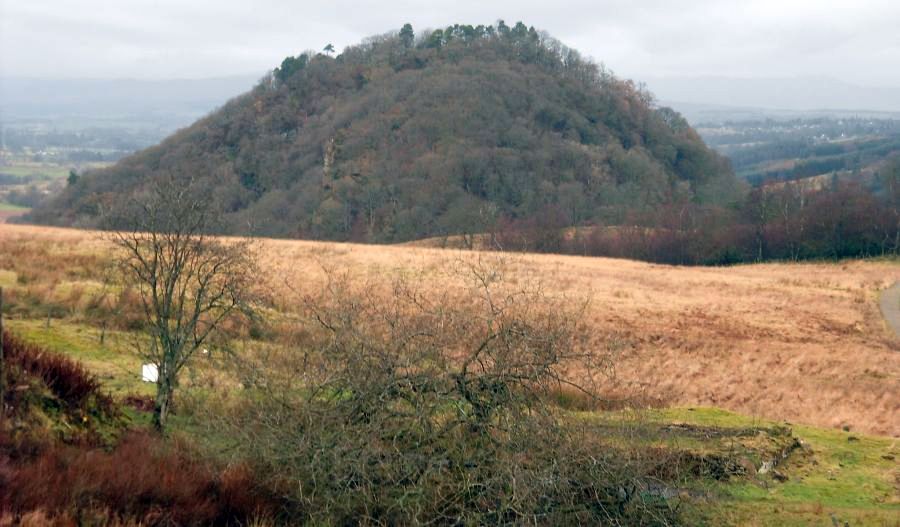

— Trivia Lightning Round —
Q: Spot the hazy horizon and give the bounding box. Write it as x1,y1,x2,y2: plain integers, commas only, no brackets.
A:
4,75,900,124
4,1,900,118
2,1,899,84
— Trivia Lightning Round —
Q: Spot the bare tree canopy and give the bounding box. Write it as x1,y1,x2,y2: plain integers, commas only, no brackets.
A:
107,177,257,430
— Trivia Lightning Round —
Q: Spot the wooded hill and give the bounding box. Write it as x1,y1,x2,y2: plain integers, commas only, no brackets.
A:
31,22,741,243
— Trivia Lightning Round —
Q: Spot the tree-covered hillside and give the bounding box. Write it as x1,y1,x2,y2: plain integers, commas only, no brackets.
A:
31,22,740,242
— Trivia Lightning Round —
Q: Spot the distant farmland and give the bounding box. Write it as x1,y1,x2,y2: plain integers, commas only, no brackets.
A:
0,162,72,180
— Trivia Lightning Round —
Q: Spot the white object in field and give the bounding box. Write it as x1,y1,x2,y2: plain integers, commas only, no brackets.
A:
202,348,209,356
141,363,159,383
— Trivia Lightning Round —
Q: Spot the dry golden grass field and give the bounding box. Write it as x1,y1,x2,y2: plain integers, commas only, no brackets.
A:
3,222,899,437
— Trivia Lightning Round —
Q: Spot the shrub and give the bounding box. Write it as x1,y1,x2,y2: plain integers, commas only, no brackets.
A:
213,259,680,525
2,330,113,414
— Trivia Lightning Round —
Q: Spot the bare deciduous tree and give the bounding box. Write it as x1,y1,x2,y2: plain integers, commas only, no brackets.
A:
107,178,256,431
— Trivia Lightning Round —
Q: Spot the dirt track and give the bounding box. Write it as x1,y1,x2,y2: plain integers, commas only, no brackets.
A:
881,282,900,337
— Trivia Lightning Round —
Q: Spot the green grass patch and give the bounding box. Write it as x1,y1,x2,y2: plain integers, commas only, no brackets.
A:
0,163,71,179
0,202,29,212
651,407,900,526
5,318,153,397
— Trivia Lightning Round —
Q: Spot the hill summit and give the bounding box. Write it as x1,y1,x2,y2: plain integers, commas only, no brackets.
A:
32,21,740,242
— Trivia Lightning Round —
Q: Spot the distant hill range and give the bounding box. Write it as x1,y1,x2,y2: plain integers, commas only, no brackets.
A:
662,102,900,127
0,75,259,132
29,22,741,242
644,76,900,123
6,74,899,133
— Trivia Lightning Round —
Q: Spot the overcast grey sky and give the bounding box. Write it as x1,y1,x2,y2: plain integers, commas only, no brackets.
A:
2,0,899,87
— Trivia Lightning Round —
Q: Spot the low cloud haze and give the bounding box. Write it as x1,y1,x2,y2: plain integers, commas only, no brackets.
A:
2,0,899,111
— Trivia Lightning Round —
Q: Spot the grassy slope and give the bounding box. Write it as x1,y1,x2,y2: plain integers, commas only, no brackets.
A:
5,319,153,397
651,408,899,526
1,223,898,524
4,319,897,526
1,223,898,436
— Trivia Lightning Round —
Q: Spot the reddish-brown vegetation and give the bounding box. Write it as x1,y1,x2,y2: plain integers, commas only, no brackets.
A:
2,331,113,412
0,431,275,526
0,330,280,525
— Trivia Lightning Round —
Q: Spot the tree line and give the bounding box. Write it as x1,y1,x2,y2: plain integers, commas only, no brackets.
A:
489,157,900,265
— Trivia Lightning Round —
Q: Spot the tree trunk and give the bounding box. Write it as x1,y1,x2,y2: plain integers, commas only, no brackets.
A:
756,228,764,263
153,376,174,431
